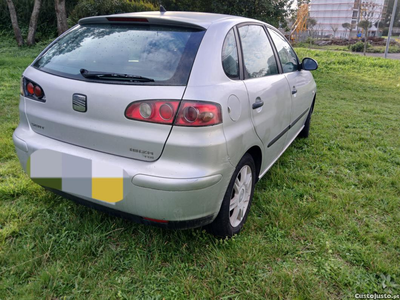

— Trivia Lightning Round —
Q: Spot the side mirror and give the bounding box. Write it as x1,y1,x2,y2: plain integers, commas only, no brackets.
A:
301,58,318,71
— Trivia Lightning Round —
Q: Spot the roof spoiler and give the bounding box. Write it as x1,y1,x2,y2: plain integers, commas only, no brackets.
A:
78,15,206,30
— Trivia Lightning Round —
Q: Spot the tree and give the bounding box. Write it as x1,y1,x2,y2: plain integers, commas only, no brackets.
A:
157,0,291,28
307,17,317,28
349,23,355,39
5,0,24,46
307,17,317,38
69,0,156,25
342,22,351,39
359,1,382,36
27,0,42,45
330,25,338,38
358,20,371,55
55,0,68,35
356,1,382,55
314,24,322,39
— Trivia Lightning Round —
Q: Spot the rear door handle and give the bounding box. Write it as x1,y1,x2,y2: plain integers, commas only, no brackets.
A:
252,100,264,109
292,88,297,95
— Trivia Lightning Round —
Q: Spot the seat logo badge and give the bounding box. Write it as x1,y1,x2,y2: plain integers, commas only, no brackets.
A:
72,94,87,113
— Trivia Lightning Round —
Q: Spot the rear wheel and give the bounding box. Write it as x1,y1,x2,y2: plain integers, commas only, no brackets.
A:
206,153,256,238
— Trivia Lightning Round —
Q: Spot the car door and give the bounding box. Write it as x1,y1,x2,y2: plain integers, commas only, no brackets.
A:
238,24,292,173
267,28,316,143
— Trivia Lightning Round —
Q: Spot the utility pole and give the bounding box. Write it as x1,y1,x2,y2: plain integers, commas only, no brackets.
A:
385,0,399,58
356,0,362,33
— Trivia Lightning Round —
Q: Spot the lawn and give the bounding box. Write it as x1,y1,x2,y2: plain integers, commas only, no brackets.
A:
296,43,400,53
1,38,399,299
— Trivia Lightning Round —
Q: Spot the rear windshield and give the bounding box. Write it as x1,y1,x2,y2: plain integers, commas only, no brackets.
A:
33,24,205,85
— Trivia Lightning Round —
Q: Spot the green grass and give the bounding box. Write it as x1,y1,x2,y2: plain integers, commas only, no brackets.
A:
1,38,400,299
366,45,400,53
296,42,400,53
298,44,350,52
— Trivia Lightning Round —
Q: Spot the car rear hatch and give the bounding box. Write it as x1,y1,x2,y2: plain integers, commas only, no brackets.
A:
23,17,205,162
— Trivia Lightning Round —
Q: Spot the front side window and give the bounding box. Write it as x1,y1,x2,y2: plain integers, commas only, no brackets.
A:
268,29,299,73
238,25,278,79
33,24,205,85
222,29,239,79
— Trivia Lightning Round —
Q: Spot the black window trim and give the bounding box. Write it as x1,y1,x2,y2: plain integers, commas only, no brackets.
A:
263,25,284,74
233,26,244,81
235,22,283,80
233,25,245,80
265,26,301,73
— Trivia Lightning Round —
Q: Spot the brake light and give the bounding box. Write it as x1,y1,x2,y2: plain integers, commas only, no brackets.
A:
107,17,148,22
125,100,180,124
27,82,34,95
125,100,222,126
175,101,222,126
23,77,46,102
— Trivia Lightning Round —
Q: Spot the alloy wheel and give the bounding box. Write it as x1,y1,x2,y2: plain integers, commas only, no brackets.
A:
229,165,252,227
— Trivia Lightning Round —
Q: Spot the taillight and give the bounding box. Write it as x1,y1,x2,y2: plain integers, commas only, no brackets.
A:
175,101,222,126
34,85,43,98
22,77,46,102
159,103,174,120
27,82,34,95
125,100,180,124
125,100,222,126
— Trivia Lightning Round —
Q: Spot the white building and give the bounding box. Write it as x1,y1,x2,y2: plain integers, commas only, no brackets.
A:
309,0,385,38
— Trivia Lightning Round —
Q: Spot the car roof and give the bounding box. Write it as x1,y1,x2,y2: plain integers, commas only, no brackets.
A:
79,11,258,29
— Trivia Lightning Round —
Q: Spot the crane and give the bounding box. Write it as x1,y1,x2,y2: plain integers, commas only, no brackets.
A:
291,4,309,42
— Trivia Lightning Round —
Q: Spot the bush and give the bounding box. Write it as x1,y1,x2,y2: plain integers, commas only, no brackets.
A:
294,42,309,48
350,41,370,52
68,0,156,26
305,37,315,45
368,45,400,53
389,45,400,53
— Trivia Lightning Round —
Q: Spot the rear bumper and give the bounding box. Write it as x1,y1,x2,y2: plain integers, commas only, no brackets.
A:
13,122,234,227
47,188,215,229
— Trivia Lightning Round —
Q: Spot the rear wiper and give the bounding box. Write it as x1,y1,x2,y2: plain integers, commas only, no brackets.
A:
80,69,155,82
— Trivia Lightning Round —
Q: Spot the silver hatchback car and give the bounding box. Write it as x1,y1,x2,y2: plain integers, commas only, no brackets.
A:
13,11,317,237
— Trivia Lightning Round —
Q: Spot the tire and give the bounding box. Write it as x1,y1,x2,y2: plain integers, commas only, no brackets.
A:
206,153,256,238
298,103,314,138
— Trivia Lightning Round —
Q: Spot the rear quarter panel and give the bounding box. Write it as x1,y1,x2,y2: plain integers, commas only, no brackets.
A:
185,19,264,170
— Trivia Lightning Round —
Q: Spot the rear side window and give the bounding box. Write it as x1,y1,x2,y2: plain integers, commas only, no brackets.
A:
33,24,205,85
268,29,299,73
238,25,278,79
222,29,239,79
